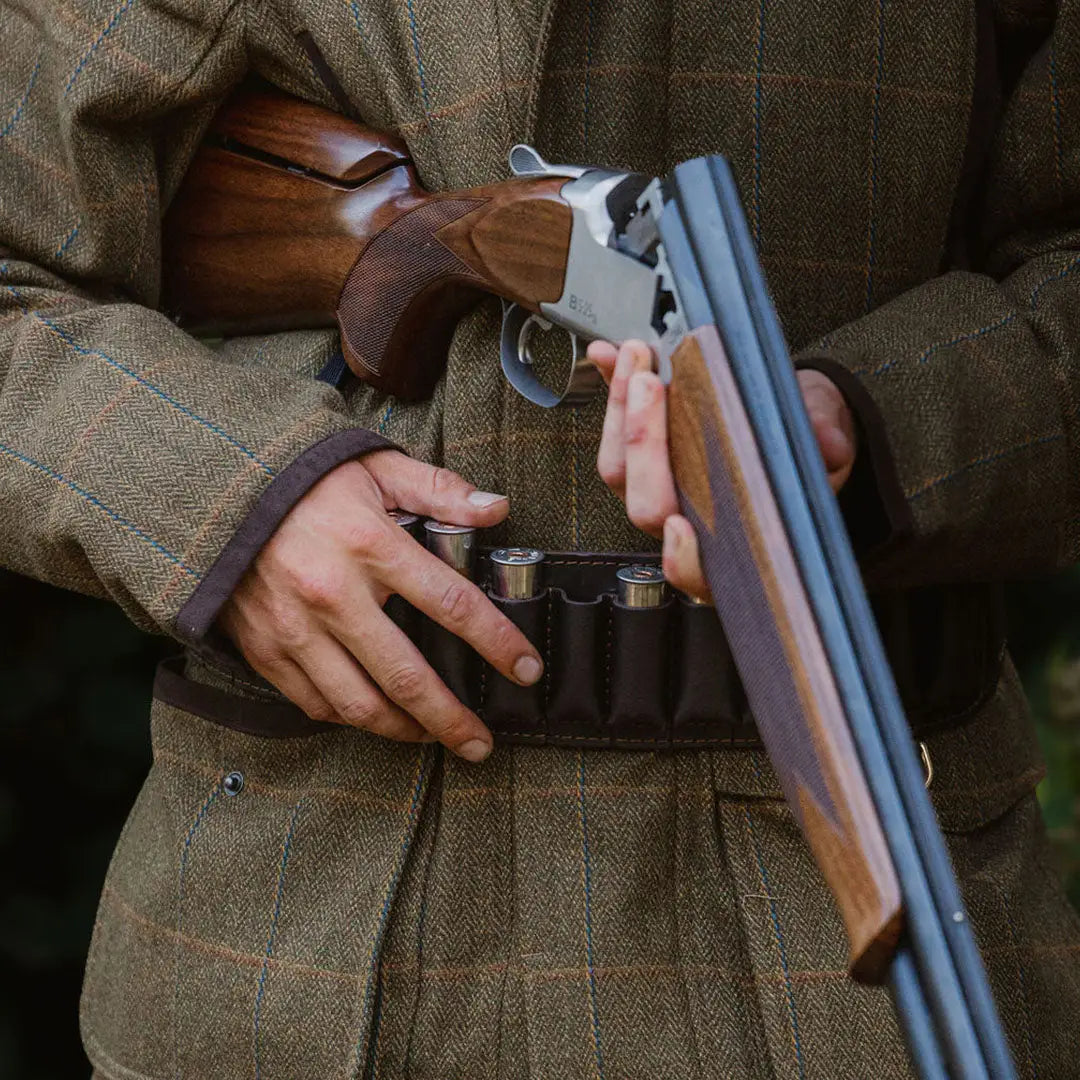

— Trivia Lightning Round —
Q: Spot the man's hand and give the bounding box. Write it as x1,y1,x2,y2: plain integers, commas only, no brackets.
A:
219,450,543,762
588,339,856,603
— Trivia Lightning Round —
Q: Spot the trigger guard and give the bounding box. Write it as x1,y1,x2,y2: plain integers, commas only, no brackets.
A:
500,302,604,408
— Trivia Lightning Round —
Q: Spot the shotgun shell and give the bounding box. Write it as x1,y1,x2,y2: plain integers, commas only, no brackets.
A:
616,564,668,608
388,509,421,540
490,547,545,599
423,520,476,577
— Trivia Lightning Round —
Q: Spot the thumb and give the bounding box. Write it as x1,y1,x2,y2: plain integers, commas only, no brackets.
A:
363,450,510,526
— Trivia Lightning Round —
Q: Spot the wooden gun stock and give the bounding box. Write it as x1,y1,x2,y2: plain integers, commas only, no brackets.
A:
163,87,572,400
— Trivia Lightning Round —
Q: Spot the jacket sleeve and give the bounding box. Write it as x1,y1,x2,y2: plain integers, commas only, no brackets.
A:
0,0,393,641
793,3,1080,589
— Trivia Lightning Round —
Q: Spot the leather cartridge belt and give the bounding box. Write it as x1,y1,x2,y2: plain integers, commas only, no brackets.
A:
165,549,1006,751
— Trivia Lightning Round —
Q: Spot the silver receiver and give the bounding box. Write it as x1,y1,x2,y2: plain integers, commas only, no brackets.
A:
490,547,545,600
616,565,668,608
500,145,681,409
423,521,476,578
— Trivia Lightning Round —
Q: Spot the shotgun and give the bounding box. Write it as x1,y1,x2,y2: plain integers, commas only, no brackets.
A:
164,86,1017,1079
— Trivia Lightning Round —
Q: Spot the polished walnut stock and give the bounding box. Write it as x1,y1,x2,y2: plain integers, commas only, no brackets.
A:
163,86,572,400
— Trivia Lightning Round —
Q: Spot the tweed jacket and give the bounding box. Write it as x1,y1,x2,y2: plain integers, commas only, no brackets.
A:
5,0,1080,1077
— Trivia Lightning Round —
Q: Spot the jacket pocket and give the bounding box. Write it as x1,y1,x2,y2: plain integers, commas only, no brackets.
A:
82,672,432,1080
705,651,1043,835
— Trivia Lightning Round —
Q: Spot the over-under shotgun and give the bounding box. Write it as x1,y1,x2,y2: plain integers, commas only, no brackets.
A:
164,85,1018,1079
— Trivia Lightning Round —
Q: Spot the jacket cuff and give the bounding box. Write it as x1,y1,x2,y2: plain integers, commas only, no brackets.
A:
794,352,914,559
176,428,395,639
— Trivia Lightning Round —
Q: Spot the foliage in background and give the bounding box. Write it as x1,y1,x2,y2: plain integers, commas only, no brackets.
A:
0,567,1079,1077
1007,566,1080,908
0,571,166,1080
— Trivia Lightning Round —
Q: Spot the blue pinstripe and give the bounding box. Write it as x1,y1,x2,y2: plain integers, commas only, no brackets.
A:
377,401,394,434
908,432,1063,501
404,0,433,118
0,440,200,576
751,0,768,248
2,281,28,315
65,0,138,96
349,0,373,45
1049,44,1065,191
744,803,806,1080
353,751,431,1075
577,752,606,1079
0,57,41,142
583,0,596,154
570,407,583,548
1031,252,1080,310
33,313,274,475
55,222,80,261
5,273,271,474
999,888,1039,1079
864,0,887,312
863,253,1080,378
867,312,1018,377
253,800,304,1080
173,782,223,1079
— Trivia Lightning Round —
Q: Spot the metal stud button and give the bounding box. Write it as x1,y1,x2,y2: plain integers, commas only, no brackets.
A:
918,742,933,790
223,771,245,797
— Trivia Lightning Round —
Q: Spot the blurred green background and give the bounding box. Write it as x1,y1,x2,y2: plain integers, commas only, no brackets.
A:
1,567,1079,1078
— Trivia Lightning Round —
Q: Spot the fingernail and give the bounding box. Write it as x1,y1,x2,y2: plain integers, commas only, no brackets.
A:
513,654,543,685
467,490,508,507
458,738,492,762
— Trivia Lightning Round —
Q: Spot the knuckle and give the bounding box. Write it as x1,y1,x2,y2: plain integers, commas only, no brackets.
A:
343,518,394,559
608,371,630,404
627,500,665,534
305,698,338,725
381,663,426,703
438,580,476,625
624,412,655,447
270,605,313,650
243,637,285,671
339,696,380,729
429,466,464,499
597,455,625,491
484,613,521,660
430,712,475,745
289,565,345,610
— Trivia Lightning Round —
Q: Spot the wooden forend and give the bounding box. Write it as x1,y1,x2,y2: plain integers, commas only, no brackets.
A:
668,325,903,983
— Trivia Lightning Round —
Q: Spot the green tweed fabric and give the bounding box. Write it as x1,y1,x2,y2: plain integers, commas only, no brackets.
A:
82,665,1080,1079
3,0,1080,1076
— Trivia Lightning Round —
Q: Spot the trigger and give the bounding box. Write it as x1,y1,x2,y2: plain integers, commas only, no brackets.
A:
562,333,605,406
499,303,603,408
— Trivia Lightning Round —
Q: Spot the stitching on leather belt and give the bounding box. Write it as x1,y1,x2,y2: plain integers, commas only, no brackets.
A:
162,551,1005,751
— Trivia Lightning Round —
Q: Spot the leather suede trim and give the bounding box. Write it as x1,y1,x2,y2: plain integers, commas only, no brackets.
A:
155,655,326,738
175,428,396,640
